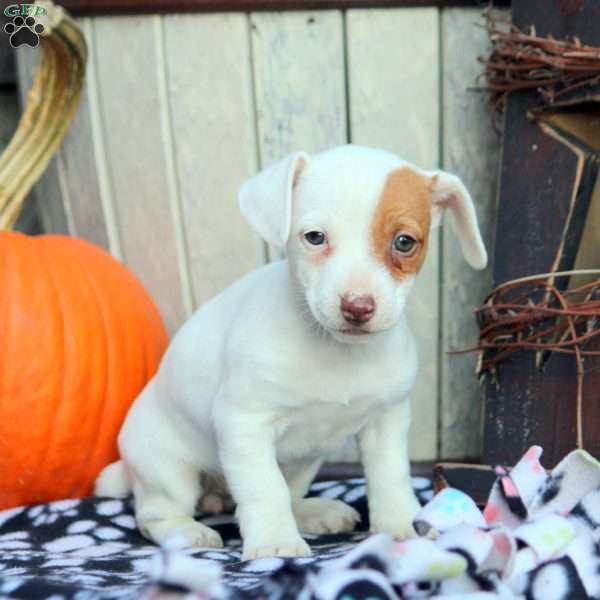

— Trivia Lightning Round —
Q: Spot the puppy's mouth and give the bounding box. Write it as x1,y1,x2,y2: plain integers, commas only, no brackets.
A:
336,327,371,336
328,326,380,345
328,325,378,344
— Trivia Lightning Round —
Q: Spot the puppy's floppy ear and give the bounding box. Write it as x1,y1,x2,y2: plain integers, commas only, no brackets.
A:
239,153,309,248
429,171,488,270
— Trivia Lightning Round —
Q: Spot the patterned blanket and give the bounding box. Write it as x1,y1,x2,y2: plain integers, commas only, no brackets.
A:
0,477,433,599
3,446,600,599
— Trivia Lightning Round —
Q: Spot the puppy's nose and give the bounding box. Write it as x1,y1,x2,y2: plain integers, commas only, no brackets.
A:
341,294,376,324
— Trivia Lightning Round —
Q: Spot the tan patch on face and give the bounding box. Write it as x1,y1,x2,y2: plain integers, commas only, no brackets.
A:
371,167,433,280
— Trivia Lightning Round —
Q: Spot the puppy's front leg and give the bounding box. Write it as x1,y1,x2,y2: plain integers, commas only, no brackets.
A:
358,400,420,539
218,415,310,560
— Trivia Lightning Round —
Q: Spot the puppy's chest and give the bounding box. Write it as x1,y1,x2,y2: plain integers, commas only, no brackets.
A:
278,339,415,406
259,332,416,461
273,395,391,461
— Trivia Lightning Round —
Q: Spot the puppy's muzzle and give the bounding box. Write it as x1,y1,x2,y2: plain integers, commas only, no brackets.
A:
340,294,376,325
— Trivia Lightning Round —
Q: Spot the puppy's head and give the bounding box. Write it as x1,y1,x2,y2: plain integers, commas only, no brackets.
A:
240,145,487,344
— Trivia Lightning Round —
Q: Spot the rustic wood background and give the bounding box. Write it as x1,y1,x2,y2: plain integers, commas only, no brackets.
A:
15,6,505,461
482,0,600,468
58,0,511,14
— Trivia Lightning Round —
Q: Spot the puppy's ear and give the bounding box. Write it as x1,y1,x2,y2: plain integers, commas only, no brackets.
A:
429,171,488,270
239,153,309,248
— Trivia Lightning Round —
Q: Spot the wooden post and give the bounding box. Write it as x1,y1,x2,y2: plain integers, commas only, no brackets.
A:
482,0,600,467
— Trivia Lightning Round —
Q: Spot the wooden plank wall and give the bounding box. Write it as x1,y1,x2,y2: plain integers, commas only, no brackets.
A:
440,9,501,459
347,7,440,459
15,6,504,461
251,10,347,261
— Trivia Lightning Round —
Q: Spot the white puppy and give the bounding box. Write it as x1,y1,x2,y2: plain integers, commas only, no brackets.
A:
96,144,487,560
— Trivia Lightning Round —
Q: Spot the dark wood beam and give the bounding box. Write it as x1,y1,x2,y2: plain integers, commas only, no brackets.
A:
482,0,600,468
434,462,498,506
57,0,510,16
316,460,437,481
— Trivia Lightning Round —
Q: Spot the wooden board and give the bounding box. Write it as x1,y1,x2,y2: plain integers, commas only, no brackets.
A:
59,0,511,17
250,9,347,259
439,8,503,459
251,10,354,461
53,18,110,251
16,25,115,246
347,7,440,460
163,12,260,309
92,15,188,334
482,0,600,468
11,6,511,462
433,462,499,506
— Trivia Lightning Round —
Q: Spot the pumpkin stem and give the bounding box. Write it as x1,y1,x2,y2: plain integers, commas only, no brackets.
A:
0,1,87,230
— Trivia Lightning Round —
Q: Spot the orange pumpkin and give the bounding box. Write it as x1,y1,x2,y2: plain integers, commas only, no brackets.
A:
0,232,168,509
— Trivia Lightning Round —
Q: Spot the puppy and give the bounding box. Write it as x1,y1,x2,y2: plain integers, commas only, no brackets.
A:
95,144,487,560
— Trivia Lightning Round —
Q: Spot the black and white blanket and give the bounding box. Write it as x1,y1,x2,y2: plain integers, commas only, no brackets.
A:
4,447,600,600
0,477,433,599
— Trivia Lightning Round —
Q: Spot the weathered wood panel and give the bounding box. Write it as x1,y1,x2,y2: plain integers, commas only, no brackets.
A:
59,0,512,17
17,24,113,242
482,0,600,468
92,16,188,334
347,7,440,460
79,19,122,257
251,10,351,457
439,8,502,459
54,19,110,250
13,6,503,461
250,11,346,162
164,13,260,309
250,9,347,258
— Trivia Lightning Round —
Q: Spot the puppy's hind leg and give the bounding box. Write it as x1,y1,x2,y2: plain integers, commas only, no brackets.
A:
95,460,131,497
284,459,361,535
131,460,223,549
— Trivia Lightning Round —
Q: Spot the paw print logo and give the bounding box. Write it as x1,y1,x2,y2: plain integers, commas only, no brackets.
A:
4,16,44,48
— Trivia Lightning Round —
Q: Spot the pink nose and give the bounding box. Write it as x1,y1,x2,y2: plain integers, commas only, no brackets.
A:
340,294,376,324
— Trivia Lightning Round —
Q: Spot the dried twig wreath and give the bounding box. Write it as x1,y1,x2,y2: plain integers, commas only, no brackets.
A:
479,9,600,110
456,270,600,449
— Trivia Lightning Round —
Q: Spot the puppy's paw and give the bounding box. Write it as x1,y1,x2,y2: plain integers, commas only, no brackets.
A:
370,496,421,541
181,522,224,548
141,517,223,549
294,498,360,535
371,519,418,541
242,535,311,560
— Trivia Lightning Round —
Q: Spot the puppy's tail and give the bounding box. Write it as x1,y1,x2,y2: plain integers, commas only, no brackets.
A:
95,460,131,497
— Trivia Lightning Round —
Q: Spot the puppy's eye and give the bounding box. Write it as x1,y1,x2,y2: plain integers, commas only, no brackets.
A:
304,231,326,246
393,234,417,255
